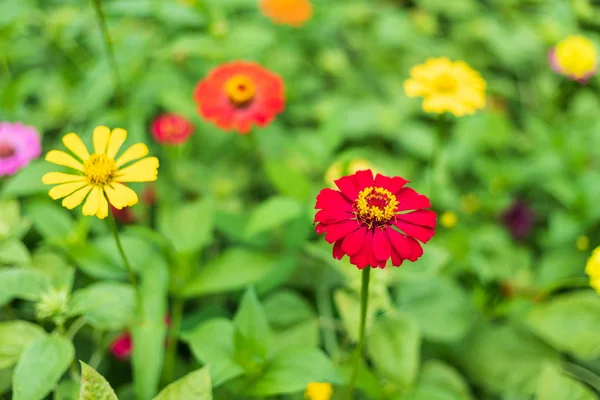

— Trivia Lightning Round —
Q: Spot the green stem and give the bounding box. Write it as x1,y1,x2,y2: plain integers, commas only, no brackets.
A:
107,210,143,314
345,267,371,400
563,361,600,390
429,115,448,201
91,0,123,98
66,316,87,340
316,285,339,361
162,296,184,387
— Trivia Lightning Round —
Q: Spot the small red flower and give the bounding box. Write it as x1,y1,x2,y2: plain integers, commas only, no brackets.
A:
314,170,436,269
193,61,285,134
110,205,136,224
110,333,132,360
151,113,195,145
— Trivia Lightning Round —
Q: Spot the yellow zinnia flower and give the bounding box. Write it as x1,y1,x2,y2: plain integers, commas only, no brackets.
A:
42,126,159,219
550,35,598,82
440,211,458,228
403,57,486,117
305,382,333,400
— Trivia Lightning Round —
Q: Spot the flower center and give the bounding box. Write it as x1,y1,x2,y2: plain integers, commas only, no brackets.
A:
354,186,399,227
434,74,458,93
225,74,256,106
84,154,117,185
0,141,16,158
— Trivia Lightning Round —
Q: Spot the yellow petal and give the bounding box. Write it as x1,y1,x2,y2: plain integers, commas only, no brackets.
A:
115,157,159,183
106,128,127,159
62,185,93,210
46,150,84,172
96,190,109,219
104,183,139,209
42,172,85,185
49,181,88,200
93,126,111,155
82,186,101,217
115,143,149,168
62,133,90,161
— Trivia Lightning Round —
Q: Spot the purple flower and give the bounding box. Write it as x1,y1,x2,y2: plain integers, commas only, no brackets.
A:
501,199,535,240
0,122,42,177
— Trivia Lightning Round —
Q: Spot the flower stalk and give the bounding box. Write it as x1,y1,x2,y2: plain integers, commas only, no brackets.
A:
91,0,123,97
346,266,371,399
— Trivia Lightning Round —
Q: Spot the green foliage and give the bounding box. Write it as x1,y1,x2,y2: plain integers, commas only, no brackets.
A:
158,197,215,254
0,320,46,369
12,334,74,400
536,363,597,400
153,366,212,400
79,361,118,400
69,282,135,331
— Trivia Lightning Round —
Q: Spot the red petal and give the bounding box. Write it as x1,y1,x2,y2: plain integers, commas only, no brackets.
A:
390,247,403,267
335,175,359,200
373,228,391,261
315,188,353,212
315,223,327,234
406,237,423,261
324,220,361,244
374,174,408,193
332,240,344,260
393,220,435,243
385,228,412,259
314,209,354,224
396,188,432,211
342,227,367,256
396,210,437,228
350,230,373,269
355,170,374,191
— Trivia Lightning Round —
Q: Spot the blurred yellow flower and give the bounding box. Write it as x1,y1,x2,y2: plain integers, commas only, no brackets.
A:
404,57,486,117
440,211,457,228
577,235,590,251
324,159,379,187
42,127,159,219
550,35,598,82
305,382,333,400
590,277,600,294
585,247,600,277
460,193,480,214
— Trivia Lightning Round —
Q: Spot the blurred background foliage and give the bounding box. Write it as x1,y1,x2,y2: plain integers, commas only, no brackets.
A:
2,0,600,399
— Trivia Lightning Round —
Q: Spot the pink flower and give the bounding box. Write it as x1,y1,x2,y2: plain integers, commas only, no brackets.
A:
0,122,42,176
151,114,194,145
110,333,132,360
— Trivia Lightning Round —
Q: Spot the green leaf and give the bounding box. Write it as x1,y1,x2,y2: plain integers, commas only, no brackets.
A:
54,380,80,400
244,197,302,238
132,256,169,400
397,276,476,342
183,249,276,298
461,323,560,395
68,282,135,331
0,320,46,369
527,291,600,359
153,366,212,400
366,312,421,390
263,160,313,201
0,200,30,240
79,361,118,400
184,319,244,387
0,238,30,265
13,333,74,400
536,363,596,400
233,287,272,372
406,360,473,400
238,348,337,396
0,267,51,306
263,290,315,328
26,201,75,240
158,198,214,254
0,160,55,199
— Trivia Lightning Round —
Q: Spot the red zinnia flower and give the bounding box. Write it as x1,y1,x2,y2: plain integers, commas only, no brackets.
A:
314,170,436,269
151,113,194,145
193,61,285,134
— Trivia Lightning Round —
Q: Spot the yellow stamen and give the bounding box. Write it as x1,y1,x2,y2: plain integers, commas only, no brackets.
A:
433,74,458,94
225,74,256,106
84,154,117,185
354,186,399,227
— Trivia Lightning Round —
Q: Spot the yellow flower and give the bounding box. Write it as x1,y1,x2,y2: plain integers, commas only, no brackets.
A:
440,211,457,228
577,235,590,251
305,382,333,400
404,57,486,117
347,159,374,175
42,127,159,219
551,35,598,81
590,276,600,294
585,247,600,279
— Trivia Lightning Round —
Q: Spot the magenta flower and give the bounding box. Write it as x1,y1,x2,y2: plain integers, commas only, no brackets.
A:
0,122,42,177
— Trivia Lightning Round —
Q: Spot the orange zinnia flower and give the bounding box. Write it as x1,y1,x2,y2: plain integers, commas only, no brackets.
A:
193,61,285,134
260,0,312,27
